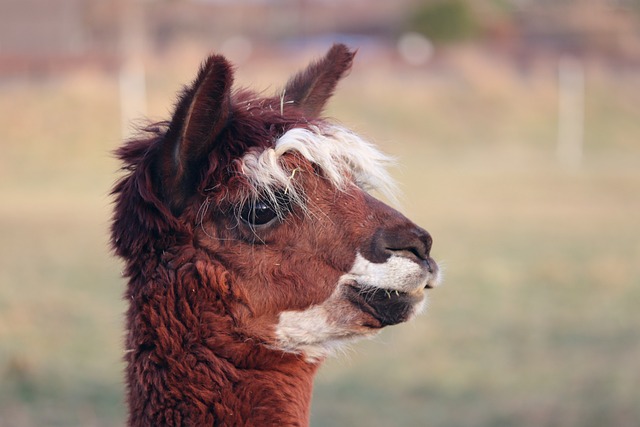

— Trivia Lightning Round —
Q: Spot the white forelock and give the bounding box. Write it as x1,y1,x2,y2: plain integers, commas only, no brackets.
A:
239,124,398,212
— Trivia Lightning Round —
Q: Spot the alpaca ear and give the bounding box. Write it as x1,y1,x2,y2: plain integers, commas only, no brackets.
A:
156,55,233,214
284,43,355,118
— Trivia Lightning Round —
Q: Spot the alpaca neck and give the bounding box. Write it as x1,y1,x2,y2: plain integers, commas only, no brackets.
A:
223,350,320,425
125,288,321,426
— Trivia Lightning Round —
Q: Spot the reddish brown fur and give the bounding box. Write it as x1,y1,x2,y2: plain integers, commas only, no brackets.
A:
111,44,435,426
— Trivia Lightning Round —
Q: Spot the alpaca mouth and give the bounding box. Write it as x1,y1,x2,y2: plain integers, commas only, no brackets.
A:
345,284,424,327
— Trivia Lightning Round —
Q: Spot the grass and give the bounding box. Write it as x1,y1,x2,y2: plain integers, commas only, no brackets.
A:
1,47,639,426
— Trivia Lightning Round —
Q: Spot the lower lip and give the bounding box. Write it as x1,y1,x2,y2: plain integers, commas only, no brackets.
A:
346,284,424,326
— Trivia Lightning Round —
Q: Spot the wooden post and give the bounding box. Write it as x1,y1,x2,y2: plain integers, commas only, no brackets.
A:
118,0,147,139
557,55,585,171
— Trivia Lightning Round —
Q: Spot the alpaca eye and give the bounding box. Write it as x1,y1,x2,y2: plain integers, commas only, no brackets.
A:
240,200,278,226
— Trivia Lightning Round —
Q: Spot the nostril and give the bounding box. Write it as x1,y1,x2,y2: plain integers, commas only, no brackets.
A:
382,229,432,262
366,226,433,264
409,246,423,260
385,247,422,262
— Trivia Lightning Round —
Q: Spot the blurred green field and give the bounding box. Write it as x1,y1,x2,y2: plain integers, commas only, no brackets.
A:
1,48,639,427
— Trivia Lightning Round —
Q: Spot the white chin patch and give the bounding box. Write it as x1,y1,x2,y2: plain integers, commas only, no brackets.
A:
344,252,436,292
273,252,438,362
274,303,364,363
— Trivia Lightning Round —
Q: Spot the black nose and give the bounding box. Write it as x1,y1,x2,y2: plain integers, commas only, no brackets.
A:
366,226,432,264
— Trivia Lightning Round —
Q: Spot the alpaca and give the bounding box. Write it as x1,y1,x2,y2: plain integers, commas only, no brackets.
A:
111,44,440,426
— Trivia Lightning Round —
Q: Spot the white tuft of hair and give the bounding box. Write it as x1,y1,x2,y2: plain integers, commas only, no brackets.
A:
240,124,398,214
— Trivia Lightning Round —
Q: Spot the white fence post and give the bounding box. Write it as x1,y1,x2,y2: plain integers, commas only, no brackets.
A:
557,55,585,171
119,0,147,139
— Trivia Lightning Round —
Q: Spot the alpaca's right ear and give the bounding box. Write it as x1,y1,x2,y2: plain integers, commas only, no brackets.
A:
156,55,234,215
284,43,355,118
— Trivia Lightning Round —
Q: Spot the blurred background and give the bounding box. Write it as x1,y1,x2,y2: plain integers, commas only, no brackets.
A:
1,0,639,426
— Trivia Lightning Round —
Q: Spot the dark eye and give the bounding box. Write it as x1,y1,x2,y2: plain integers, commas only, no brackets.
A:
240,200,279,226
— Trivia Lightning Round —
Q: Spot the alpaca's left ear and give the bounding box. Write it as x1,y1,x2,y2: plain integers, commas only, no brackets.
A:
284,44,355,118
156,55,234,214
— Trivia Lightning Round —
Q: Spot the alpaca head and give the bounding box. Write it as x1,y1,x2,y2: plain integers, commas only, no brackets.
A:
113,44,440,364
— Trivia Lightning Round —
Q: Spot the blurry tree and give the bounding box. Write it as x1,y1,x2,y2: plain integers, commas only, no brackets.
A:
404,0,640,59
408,0,478,43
